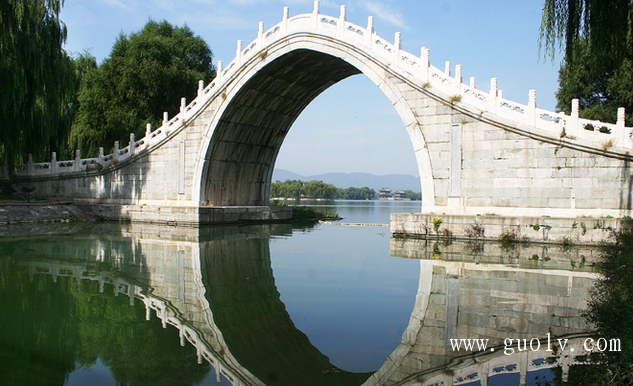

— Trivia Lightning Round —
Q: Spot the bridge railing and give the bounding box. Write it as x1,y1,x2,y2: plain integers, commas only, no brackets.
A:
8,1,633,179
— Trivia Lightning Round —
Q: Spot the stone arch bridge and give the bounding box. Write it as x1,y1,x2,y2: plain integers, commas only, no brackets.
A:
7,2,633,223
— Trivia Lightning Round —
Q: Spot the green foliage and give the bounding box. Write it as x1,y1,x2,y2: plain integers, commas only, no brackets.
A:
540,0,631,64
403,190,422,200
269,179,337,200
555,38,633,123
270,179,303,200
303,180,337,199
336,186,376,200
540,1,633,124
564,230,633,385
432,217,443,230
0,267,210,386
70,20,215,156
0,0,77,168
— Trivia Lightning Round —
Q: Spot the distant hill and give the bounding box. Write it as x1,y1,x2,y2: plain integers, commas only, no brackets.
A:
272,169,421,192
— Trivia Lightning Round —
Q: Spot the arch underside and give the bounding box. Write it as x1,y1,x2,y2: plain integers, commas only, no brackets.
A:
203,49,361,206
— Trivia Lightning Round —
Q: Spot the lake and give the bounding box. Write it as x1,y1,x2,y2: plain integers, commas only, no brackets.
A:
0,200,600,385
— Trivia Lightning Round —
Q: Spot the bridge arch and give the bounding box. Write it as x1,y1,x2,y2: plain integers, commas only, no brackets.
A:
193,33,434,207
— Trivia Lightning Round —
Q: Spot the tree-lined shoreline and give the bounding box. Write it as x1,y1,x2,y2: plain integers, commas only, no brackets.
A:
269,179,421,201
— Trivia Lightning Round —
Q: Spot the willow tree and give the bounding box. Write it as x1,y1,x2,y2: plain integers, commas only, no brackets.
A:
0,0,76,168
69,20,215,157
540,0,633,123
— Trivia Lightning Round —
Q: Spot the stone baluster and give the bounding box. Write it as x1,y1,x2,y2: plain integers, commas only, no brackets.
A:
394,32,401,65
51,152,58,175
216,61,223,86
617,107,629,147
569,98,580,137
197,80,204,98
519,351,529,386
367,16,374,48
113,141,120,162
454,64,462,95
196,342,202,364
74,150,81,172
527,89,537,127
145,123,152,149
479,361,490,386
144,297,151,320
214,359,222,382
179,326,185,347
313,0,320,29
282,7,289,34
236,40,243,67
164,111,171,135
470,76,476,89
338,5,346,35
489,78,498,114
420,47,430,83
129,133,135,157
498,90,503,99
98,147,105,166
258,21,265,47
444,61,450,77
180,97,187,124
27,154,34,174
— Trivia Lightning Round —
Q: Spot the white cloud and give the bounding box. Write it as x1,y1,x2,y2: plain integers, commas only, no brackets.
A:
179,11,254,30
360,1,407,29
99,0,135,11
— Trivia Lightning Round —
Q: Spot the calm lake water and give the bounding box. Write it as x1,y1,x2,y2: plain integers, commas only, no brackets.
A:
0,200,600,386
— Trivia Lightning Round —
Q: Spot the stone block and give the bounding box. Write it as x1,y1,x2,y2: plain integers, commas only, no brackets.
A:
494,178,533,189
463,196,492,208
547,197,572,208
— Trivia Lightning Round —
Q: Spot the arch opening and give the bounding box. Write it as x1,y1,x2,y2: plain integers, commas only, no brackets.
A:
202,49,361,206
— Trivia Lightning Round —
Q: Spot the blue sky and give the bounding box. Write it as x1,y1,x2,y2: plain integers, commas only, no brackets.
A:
60,0,562,178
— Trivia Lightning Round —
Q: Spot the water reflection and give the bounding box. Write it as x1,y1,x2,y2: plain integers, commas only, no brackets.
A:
295,199,422,224
383,238,599,386
0,222,599,385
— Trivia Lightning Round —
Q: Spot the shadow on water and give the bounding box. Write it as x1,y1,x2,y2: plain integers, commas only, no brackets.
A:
198,226,373,385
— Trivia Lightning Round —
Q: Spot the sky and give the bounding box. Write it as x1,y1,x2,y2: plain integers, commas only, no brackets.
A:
60,0,563,178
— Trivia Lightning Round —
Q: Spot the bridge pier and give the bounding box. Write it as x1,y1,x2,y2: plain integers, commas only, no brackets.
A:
82,204,292,226
391,213,632,245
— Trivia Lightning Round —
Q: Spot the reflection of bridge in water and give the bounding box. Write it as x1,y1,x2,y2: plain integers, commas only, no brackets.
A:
7,224,599,385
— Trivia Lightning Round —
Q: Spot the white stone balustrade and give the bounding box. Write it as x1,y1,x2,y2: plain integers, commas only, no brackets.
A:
9,2,633,179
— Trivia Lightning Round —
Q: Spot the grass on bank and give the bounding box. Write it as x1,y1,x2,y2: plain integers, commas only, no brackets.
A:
290,206,339,221
271,201,339,220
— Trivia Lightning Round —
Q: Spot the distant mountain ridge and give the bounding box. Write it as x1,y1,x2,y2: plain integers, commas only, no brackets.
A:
272,169,421,192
